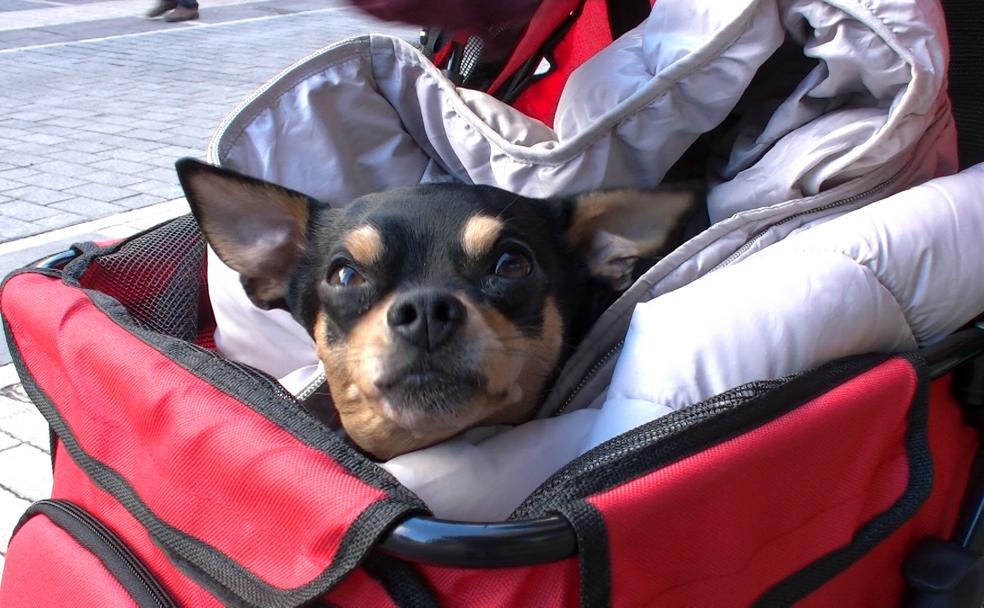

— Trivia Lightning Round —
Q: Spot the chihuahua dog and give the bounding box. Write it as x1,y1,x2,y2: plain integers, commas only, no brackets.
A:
176,159,698,459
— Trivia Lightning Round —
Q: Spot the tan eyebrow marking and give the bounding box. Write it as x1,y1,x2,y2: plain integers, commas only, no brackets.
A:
460,215,504,259
343,224,384,266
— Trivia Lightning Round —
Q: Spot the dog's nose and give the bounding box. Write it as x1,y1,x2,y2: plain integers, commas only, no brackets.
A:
387,289,467,351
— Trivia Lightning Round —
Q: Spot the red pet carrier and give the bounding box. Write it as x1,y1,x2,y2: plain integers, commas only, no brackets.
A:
2,0,984,607
1,226,983,607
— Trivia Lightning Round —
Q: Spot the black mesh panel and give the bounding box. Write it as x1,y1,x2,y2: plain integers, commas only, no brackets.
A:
74,215,211,346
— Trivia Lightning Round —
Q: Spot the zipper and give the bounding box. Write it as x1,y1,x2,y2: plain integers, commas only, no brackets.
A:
18,499,177,608
712,171,902,271
550,168,908,417
554,340,624,416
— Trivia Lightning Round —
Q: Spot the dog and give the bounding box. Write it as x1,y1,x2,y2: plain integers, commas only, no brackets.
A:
176,158,699,459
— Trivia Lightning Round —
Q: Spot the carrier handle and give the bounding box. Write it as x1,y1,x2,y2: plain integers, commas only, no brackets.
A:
34,248,82,270
377,514,577,567
32,249,984,568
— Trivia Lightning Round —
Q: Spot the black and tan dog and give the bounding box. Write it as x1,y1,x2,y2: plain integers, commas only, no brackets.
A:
176,159,698,459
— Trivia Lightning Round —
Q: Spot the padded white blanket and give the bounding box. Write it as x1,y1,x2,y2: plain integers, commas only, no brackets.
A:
206,0,983,520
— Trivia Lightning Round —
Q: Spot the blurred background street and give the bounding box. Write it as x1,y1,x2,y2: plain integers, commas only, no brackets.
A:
0,0,415,574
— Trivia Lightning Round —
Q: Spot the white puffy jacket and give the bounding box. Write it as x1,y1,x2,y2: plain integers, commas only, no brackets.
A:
206,0,984,520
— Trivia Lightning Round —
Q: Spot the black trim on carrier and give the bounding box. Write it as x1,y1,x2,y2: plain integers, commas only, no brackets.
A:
555,500,610,608
363,553,440,608
13,499,178,608
753,353,933,605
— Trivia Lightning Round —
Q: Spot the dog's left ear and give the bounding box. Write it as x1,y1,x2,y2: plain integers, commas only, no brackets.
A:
564,189,701,290
175,158,313,310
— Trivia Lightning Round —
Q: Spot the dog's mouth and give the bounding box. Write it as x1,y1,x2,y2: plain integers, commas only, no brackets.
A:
374,362,487,415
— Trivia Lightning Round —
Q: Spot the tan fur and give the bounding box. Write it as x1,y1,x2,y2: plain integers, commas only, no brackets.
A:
343,225,384,267
566,190,697,290
460,215,504,260
314,295,565,460
470,297,564,427
190,170,309,303
567,190,695,253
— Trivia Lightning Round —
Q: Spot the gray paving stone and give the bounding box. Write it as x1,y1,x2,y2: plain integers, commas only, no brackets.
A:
0,154,49,169
0,201,60,221
113,192,166,209
59,139,113,153
22,133,65,146
32,211,88,229
20,172,86,191
5,141,53,155
46,149,103,165
0,431,18,451
0,444,53,501
0,218,41,241
81,121,131,135
41,116,91,129
50,197,124,218
0,168,39,181
89,158,152,174
105,148,157,163
0,490,31,554
1,185,72,205
25,159,93,179
0,406,48,452
63,182,137,201
0,386,33,421
85,169,144,188
125,179,182,198
0,2,415,245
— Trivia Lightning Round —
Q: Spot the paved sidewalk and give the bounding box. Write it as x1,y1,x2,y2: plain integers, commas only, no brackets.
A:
0,0,415,578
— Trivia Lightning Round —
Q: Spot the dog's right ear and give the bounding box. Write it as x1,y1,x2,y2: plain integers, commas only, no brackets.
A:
175,158,312,310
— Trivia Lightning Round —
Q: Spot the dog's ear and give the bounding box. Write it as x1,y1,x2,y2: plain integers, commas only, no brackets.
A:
564,189,701,290
175,158,312,310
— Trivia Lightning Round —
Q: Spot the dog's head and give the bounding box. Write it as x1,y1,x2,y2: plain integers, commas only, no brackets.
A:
177,159,698,459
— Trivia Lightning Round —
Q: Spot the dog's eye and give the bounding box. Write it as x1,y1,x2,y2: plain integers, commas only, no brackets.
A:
328,264,366,287
492,250,532,279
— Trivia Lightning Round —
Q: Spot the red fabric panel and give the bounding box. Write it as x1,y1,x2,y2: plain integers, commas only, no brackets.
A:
487,0,583,99
51,442,222,608
419,560,579,607
591,358,921,607
799,375,978,607
511,0,613,125
324,567,398,608
422,560,579,607
0,513,139,608
2,272,387,589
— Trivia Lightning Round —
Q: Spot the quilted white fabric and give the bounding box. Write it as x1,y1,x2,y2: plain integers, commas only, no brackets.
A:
206,0,977,519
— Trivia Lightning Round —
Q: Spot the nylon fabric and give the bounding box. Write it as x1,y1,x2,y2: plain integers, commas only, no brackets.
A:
49,442,224,608
791,376,977,606
507,0,614,125
0,515,140,608
418,560,580,608
1,272,390,591
591,358,922,606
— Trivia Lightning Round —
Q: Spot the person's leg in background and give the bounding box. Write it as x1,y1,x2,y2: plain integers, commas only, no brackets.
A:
145,0,199,22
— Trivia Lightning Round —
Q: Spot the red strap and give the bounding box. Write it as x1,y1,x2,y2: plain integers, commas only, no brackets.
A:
487,0,584,96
